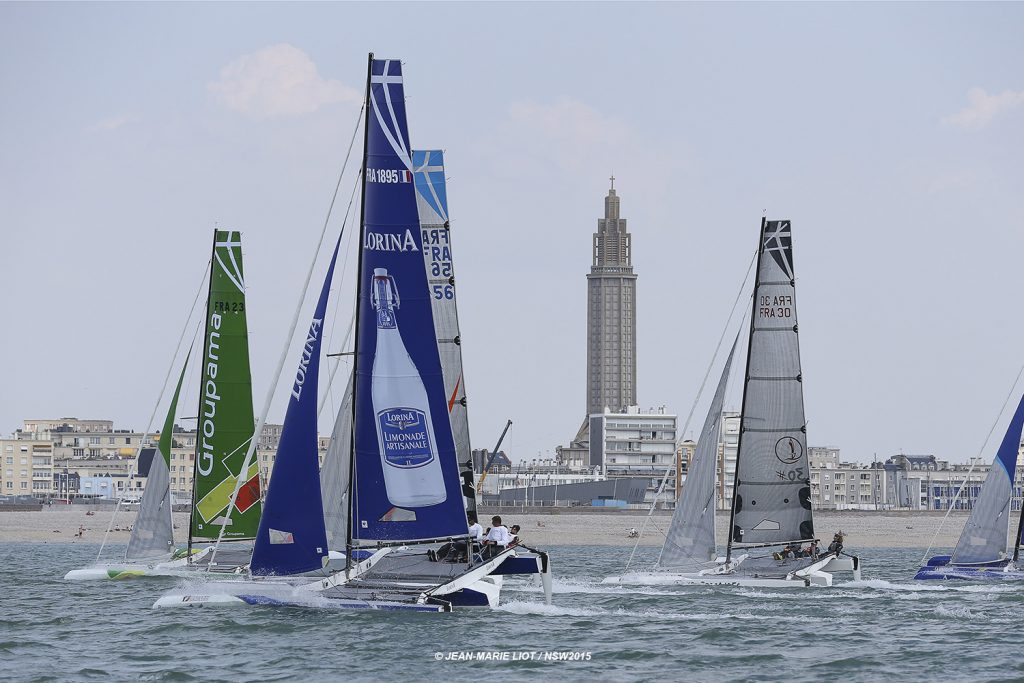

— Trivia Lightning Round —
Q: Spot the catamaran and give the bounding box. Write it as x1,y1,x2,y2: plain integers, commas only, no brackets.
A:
65,229,261,580
604,219,861,588
63,354,192,581
153,55,550,611
915,390,1024,580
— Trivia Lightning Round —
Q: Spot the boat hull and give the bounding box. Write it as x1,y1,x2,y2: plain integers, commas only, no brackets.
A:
602,553,861,588
151,546,549,611
914,557,1023,580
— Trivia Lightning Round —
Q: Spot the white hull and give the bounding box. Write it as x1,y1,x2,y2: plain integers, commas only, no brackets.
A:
152,546,547,611
602,554,861,588
66,548,345,582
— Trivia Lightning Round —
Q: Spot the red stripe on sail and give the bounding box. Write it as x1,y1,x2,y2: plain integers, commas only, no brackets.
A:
447,374,463,413
234,475,261,514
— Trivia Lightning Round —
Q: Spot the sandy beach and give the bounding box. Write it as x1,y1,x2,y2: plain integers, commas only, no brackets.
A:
0,507,972,549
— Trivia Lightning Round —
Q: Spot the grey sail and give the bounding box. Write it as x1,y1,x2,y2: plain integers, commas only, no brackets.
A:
658,335,739,569
730,220,814,549
950,392,1024,564
125,451,174,560
125,355,189,561
320,371,354,551
413,150,476,515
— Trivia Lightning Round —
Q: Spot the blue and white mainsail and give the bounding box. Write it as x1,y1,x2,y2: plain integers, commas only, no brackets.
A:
412,149,476,515
351,59,468,544
949,392,1024,565
250,240,341,575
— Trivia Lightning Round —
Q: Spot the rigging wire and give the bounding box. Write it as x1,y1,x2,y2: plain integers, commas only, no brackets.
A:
318,175,362,420
621,247,758,576
208,103,365,567
96,256,210,562
920,363,1024,564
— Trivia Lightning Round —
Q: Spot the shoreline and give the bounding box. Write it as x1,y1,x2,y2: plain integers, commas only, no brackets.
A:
0,508,970,548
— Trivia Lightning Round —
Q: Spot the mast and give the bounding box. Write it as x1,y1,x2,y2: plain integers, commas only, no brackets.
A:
726,217,766,564
346,51,373,573
188,229,218,557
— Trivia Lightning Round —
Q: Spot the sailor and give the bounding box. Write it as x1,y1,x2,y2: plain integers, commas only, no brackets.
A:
482,516,512,558
827,532,845,554
467,513,484,543
508,524,521,548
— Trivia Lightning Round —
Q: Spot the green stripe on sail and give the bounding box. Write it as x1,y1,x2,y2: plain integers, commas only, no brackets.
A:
159,350,190,468
190,229,260,541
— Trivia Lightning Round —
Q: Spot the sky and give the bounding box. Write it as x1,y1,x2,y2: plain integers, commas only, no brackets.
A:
1,2,1023,465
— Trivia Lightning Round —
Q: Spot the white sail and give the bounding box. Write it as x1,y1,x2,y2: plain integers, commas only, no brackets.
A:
658,336,738,569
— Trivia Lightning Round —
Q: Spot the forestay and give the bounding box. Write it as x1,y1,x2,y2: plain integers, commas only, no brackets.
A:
658,336,738,569
413,149,476,515
351,59,468,545
950,392,1024,564
730,220,814,549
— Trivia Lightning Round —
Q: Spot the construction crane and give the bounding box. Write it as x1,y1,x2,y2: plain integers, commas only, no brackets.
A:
476,419,512,491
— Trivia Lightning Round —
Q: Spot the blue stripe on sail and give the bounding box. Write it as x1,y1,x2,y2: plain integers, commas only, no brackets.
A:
250,238,340,575
412,150,448,224
994,392,1024,479
352,59,468,544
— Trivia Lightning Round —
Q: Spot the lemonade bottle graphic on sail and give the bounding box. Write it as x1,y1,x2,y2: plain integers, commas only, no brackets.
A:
371,268,447,507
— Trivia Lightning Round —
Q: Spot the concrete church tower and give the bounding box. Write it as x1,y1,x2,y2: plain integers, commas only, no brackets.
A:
585,176,638,416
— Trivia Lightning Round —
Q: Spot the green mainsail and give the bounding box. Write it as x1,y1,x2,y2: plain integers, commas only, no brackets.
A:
190,229,260,542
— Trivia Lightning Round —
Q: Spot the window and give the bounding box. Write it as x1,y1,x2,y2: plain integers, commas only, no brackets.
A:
20,482,27,489
5,456,11,464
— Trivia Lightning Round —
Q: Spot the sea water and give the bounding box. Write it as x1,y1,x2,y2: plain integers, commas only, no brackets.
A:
2,543,1022,682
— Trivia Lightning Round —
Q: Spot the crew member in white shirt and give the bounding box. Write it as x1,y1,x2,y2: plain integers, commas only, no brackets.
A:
467,514,484,542
483,516,512,558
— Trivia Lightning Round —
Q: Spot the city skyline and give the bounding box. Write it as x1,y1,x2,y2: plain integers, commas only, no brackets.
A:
2,4,1023,467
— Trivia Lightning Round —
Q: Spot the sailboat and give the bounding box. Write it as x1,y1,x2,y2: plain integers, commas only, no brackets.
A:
411,148,551,582
65,229,259,579
63,357,191,580
153,55,550,611
164,228,262,572
605,219,861,587
915,391,1024,580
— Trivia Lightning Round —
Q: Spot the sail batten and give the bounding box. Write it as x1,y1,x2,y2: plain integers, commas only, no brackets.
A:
413,149,476,516
729,220,814,551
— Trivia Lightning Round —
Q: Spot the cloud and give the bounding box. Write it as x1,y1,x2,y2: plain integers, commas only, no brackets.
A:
942,87,1024,129
90,114,136,132
506,98,635,173
209,44,359,118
